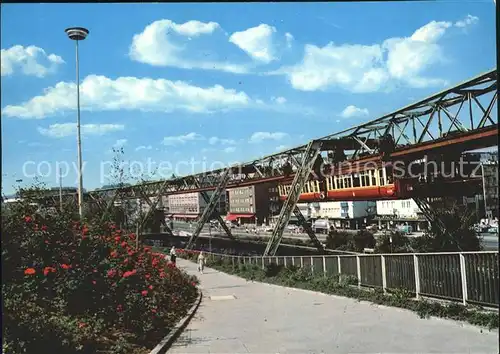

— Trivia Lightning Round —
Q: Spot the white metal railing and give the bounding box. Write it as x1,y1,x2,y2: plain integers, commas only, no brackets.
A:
185,250,498,307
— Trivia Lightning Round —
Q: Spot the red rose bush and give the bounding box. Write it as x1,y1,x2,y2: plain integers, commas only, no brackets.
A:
2,201,198,354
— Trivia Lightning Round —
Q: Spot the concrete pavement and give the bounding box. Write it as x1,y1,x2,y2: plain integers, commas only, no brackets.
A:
170,259,498,353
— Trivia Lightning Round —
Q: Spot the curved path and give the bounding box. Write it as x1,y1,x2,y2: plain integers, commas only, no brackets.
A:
171,259,498,353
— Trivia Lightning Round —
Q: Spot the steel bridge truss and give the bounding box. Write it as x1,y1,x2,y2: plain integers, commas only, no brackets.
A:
32,69,498,253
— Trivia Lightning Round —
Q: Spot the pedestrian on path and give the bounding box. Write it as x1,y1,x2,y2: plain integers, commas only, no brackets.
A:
197,251,205,274
170,246,177,265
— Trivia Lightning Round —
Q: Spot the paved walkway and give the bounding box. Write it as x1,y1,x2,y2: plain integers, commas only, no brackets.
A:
171,259,498,353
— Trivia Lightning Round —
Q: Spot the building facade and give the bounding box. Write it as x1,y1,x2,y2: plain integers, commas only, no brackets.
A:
309,201,376,229
167,192,226,220
375,199,428,232
227,182,276,225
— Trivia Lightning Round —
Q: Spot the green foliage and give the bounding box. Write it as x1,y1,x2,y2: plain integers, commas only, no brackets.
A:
2,191,198,354
186,255,498,330
374,231,412,253
326,229,376,252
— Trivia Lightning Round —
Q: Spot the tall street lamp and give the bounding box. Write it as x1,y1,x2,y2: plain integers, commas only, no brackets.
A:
65,27,89,218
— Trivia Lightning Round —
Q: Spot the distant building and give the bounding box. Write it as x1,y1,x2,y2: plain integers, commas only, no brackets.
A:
375,199,428,232
309,201,376,229
227,183,276,225
167,192,226,221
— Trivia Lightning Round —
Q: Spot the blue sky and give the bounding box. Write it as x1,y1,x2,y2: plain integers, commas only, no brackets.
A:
1,2,497,195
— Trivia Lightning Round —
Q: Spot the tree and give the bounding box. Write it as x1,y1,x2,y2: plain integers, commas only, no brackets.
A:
325,229,376,252
411,203,482,252
374,231,412,253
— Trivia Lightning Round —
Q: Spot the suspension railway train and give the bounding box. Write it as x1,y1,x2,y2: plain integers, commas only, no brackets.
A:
277,163,481,202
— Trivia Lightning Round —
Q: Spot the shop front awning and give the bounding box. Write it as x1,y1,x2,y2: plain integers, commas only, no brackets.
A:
173,214,199,219
226,214,255,221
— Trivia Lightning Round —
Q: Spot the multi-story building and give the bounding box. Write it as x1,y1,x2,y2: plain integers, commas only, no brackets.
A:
167,192,226,221
309,201,376,229
375,199,428,232
227,183,276,225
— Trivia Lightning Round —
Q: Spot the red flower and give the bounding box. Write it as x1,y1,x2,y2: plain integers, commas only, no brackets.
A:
191,281,196,286
148,285,153,290
44,240,49,244
41,225,48,231
107,269,117,278
123,258,129,264
82,226,89,235
123,270,137,278
116,304,123,312
92,280,96,285
61,264,71,270
141,290,148,296
43,267,56,276
24,216,32,223
120,241,127,248
110,251,118,258
145,274,151,279
114,236,121,242
152,308,157,313
129,233,136,240
78,322,86,328
24,268,36,275
93,269,98,273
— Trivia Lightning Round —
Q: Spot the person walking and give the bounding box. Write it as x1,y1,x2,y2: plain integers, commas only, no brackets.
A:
197,251,206,274
170,246,177,265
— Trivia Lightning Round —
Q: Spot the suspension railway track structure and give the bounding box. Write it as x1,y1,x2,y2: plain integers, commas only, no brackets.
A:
25,69,498,256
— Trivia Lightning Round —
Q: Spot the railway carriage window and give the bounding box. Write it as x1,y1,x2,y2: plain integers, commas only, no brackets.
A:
352,174,361,188
386,166,394,183
379,169,386,185
364,174,370,187
338,177,343,189
346,177,352,188
371,171,377,186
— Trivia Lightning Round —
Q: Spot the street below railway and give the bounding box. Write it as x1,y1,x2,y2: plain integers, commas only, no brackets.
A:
169,221,499,250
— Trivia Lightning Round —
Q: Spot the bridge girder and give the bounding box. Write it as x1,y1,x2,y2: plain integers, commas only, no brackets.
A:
32,70,498,251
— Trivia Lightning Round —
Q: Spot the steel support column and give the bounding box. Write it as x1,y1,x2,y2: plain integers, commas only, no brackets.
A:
186,168,232,249
264,140,324,256
200,191,235,240
292,206,323,251
137,181,173,235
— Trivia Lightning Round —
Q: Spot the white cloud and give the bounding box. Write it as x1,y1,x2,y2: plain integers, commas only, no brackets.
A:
249,131,288,143
455,14,479,28
135,145,153,151
208,137,237,145
272,96,287,104
223,146,236,153
1,45,64,78
37,123,124,138
285,33,294,48
162,132,203,146
229,24,278,63
2,75,251,119
340,105,369,118
129,19,248,74
279,16,477,92
113,139,128,148
276,145,288,151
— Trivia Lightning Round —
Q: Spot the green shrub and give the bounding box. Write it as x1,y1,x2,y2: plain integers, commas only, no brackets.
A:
2,198,198,353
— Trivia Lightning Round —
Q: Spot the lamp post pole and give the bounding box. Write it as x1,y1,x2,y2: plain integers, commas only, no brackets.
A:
65,27,89,219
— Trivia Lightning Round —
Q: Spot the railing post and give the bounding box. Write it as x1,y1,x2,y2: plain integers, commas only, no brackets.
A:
322,256,326,277
261,257,265,270
292,257,295,266
381,255,387,294
337,256,342,275
413,254,420,300
232,256,235,269
284,256,287,267
459,253,468,305
356,255,361,288
310,256,314,274
300,256,304,268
